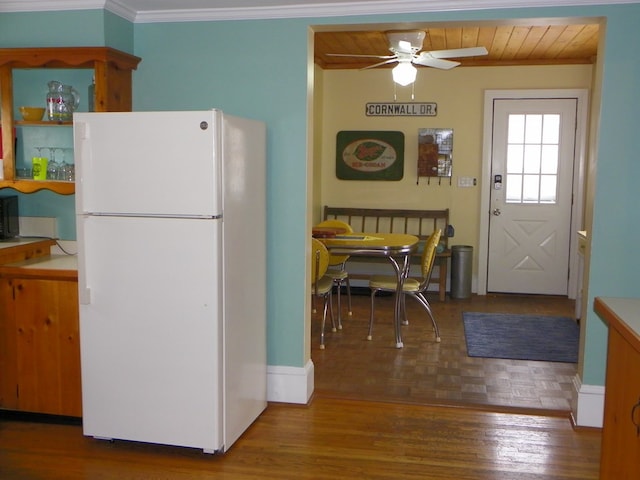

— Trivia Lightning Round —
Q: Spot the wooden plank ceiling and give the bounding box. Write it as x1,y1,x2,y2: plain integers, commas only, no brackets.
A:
314,24,599,69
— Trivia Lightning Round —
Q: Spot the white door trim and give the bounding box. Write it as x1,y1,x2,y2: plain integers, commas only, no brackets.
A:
477,89,589,297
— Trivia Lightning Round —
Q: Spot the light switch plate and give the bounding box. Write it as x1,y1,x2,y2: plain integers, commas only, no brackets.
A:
457,176,476,187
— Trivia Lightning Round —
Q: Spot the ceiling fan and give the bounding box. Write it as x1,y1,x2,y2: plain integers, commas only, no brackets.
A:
328,30,488,86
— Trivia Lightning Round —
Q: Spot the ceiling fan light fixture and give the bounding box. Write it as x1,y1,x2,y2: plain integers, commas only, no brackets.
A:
392,62,417,86
386,30,426,53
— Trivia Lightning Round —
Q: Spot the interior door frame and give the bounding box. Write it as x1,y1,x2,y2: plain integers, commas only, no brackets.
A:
477,89,589,297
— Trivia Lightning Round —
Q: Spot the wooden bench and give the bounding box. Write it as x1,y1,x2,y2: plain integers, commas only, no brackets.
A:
323,206,451,301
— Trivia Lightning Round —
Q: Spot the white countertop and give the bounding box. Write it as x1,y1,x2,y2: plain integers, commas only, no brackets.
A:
13,254,77,271
596,297,640,336
0,237,54,249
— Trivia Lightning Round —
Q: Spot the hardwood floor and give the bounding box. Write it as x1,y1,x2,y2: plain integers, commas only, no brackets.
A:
0,292,601,479
313,291,579,414
0,397,600,479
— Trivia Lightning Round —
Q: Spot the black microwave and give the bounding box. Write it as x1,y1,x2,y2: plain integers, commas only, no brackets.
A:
0,195,19,239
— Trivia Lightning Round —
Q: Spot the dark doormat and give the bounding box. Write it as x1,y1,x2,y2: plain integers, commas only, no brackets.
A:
463,312,579,363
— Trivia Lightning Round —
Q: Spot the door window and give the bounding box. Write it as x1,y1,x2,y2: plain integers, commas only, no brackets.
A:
505,114,560,204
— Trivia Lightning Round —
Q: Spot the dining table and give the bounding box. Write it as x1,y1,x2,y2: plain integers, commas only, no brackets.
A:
318,232,419,348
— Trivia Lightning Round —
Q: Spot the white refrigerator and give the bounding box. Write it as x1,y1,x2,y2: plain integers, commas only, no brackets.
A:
73,110,267,453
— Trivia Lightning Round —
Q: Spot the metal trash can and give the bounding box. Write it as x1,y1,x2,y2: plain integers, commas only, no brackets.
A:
450,245,473,299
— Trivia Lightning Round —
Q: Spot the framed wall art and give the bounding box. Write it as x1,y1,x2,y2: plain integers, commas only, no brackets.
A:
336,130,404,181
417,128,453,181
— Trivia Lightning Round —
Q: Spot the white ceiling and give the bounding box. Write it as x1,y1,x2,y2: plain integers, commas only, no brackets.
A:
0,0,638,22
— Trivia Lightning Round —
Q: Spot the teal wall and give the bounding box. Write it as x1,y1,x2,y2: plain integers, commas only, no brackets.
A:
2,3,639,383
0,10,108,47
133,18,310,365
104,10,134,52
582,5,640,384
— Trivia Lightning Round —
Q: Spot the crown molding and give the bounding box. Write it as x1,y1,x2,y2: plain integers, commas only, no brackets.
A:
0,0,103,12
0,0,638,23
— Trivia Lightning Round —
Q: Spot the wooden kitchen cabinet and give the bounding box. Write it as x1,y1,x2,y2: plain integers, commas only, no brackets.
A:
0,258,81,417
0,46,141,194
594,297,640,480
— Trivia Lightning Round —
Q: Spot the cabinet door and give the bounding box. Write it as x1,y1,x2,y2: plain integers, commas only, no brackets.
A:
13,278,81,416
600,328,640,479
0,279,19,409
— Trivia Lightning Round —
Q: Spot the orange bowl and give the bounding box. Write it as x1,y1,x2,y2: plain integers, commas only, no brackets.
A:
19,106,45,121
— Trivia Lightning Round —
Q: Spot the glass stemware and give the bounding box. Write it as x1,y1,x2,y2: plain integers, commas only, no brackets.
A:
59,148,75,182
47,147,60,180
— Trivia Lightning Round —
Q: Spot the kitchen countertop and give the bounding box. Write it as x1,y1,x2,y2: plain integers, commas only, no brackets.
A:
0,254,77,279
0,237,57,266
594,297,640,351
0,236,56,249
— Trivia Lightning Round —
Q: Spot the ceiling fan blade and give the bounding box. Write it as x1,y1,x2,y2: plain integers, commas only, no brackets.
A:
413,53,460,70
428,46,488,59
326,53,397,60
360,58,400,70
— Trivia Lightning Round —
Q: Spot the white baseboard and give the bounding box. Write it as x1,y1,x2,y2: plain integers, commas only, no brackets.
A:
571,374,604,428
266,360,314,404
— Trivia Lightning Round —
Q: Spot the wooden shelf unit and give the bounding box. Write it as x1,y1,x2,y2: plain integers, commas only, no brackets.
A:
0,47,141,195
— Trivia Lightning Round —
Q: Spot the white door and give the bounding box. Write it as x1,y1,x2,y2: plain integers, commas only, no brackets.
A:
487,98,577,295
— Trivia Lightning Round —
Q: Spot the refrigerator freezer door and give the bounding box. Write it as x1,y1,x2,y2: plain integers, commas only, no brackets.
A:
77,214,224,452
74,110,222,217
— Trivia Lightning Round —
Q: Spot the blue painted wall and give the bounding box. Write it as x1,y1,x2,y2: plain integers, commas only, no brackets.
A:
2,3,639,385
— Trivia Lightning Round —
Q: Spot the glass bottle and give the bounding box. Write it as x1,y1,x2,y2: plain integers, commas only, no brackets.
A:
88,76,95,112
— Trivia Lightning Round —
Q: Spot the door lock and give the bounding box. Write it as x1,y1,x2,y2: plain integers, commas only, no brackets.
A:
493,208,501,216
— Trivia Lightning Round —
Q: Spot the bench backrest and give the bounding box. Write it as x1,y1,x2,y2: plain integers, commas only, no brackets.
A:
323,206,450,249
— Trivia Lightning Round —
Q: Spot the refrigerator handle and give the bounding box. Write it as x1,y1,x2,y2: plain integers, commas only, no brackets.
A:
78,280,91,305
77,216,91,305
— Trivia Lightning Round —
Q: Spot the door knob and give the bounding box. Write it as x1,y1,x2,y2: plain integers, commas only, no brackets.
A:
493,208,501,216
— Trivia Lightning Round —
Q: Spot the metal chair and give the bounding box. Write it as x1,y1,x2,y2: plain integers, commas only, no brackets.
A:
367,229,442,343
314,219,353,329
311,238,336,349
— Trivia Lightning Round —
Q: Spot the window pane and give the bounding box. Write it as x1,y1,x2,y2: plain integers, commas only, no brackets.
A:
504,112,562,205
525,115,542,143
540,175,557,203
523,144,541,173
541,145,558,174
543,114,560,143
506,174,522,202
508,115,525,143
507,144,524,173
522,174,539,202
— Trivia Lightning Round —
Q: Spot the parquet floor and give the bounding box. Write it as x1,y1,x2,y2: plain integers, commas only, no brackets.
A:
312,290,578,414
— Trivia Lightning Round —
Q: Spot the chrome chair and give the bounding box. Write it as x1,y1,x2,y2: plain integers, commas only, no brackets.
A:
311,237,336,349
367,229,442,343
315,219,353,329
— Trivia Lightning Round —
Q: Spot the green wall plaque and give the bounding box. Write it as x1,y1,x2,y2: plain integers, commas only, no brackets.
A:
336,131,404,181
